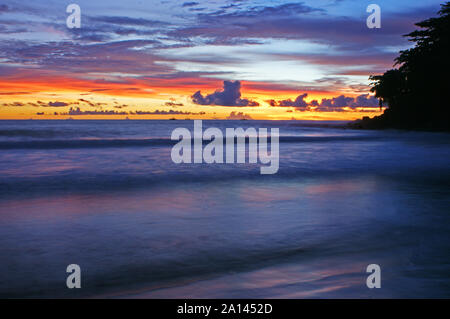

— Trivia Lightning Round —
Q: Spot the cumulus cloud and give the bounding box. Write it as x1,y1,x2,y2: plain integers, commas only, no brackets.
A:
226,111,253,120
192,80,259,106
269,93,309,108
319,94,381,110
309,100,319,107
351,94,380,108
320,95,354,108
269,93,382,112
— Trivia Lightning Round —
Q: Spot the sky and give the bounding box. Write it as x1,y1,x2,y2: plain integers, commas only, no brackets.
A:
0,0,444,120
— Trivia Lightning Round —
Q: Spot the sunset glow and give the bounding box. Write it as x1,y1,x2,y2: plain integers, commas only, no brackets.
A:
0,0,442,120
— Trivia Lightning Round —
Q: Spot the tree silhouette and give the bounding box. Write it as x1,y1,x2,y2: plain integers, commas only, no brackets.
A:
363,2,450,131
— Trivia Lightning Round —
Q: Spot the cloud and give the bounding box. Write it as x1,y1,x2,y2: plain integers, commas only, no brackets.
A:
48,101,68,107
269,93,309,108
65,107,128,115
320,95,354,108
269,93,382,112
319,94,381,110
0,39,168,76
309,100,319,107
165,101,184,107
79,99,96,107
0,4,9,13
130,110,205,115
351,94,380,108
206,2,324,19
57,107,206,116
182,2,199,7
0,91,31,95
2,102,25,106
170,3,439,55
226,111,253,120
192,80,259,106
91,16,168,27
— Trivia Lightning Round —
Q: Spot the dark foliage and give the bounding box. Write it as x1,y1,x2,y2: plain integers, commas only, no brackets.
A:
352,2,450,131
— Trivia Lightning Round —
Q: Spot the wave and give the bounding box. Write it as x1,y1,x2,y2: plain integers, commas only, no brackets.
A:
0,242,316,298
1,164,448,201
0,129,64,138
0,135,388,150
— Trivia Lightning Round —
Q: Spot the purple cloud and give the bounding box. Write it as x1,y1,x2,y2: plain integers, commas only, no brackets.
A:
192,80,259,106
182,2,199,8
269,93,382,112
0,4,10,13
48,101,68,107
131,110,205,115
66,107,128,115
270,93,309,108
351,94,380,108
226,111,253,120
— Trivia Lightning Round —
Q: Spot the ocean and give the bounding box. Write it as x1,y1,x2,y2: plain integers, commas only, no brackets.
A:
0,120,449,298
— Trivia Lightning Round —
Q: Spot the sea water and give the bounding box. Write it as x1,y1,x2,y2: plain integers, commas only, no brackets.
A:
0,120,449,298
